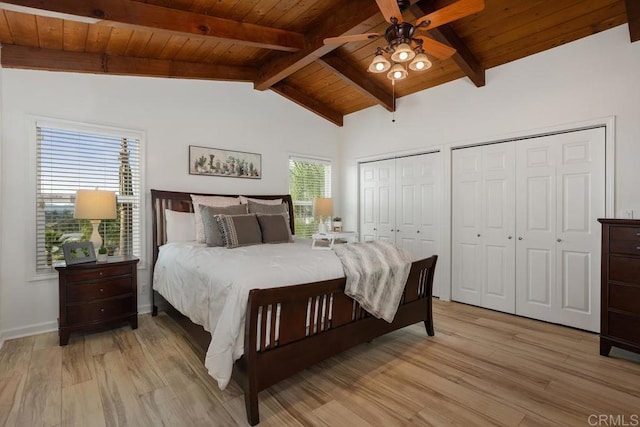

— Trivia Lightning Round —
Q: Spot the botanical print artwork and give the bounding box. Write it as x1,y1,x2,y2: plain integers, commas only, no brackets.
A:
189,146,261,179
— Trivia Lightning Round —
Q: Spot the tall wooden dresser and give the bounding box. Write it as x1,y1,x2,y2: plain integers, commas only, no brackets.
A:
598,219,640,356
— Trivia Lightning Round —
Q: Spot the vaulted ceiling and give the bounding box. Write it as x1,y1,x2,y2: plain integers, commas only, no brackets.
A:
0,0,637,126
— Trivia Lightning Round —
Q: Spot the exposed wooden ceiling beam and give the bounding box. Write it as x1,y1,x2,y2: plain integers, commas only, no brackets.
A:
626,0,640,42
0,45,256,81
410,0,485,88
318,52,394,112
0,0,304,52
254,0,381,91
271,82,343,127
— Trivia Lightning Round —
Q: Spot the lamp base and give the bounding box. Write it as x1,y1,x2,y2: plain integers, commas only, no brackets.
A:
318,222,328,234
89,219,103,252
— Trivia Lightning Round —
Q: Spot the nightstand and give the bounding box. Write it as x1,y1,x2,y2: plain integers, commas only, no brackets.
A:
56,255,139,346
311,231,357,250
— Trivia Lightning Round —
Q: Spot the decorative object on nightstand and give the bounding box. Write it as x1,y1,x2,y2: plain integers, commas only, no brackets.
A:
62,241,96,265
74,189,117,252
97,247,108,262
313,197,333,233
312,230,356,250
56,255,139,346
598,218,640,357
332,216,343,232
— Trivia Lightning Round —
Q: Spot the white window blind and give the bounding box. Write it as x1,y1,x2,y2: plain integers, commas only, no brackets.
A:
288,156,332,238
36,125,141,272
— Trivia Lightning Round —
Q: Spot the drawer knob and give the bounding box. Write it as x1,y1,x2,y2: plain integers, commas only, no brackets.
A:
100,288,104,293
637,246,640,250
99,272,103,276
100,308,105,312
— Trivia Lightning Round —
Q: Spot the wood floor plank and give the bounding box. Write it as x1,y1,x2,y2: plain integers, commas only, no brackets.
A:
0,300,639,426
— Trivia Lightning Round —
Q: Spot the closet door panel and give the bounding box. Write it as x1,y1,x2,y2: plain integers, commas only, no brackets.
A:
376,160,396,242
554,128,605,331
452,148,482,305
359,164,377,242
397,155,418,253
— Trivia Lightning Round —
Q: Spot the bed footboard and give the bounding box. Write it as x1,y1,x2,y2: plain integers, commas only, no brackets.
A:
239,255,437,425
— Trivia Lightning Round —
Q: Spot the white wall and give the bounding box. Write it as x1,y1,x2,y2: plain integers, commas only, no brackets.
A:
0,70,339,339
339,24,640,299
0,64,4,347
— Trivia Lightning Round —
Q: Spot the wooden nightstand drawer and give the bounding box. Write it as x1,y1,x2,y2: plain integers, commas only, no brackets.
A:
607,311,640,344
610,227,640,242
67,277,133,303
608,283,640,314
67,296,133,324
64,264,132,282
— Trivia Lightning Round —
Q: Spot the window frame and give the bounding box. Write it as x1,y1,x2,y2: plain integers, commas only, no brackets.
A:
288,154,333,239
28,117,146,280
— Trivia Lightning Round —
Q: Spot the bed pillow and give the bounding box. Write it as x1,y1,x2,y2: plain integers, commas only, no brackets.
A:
247,200,287,215
239,196,282,205
216,213,263,248
200,204,248,247
191,194,240,242
257,213,293,244
165,209,196,242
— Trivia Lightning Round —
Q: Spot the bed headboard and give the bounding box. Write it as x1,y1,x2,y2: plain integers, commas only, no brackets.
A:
151,189,295,265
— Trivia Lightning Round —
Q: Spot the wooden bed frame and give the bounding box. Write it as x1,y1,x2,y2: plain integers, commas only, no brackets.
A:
150,189,438,425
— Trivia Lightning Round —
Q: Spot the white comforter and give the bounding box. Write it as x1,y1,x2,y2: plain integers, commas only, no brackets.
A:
152,238,344,389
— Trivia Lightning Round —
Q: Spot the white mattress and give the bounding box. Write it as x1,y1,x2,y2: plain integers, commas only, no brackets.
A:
152,238,344,389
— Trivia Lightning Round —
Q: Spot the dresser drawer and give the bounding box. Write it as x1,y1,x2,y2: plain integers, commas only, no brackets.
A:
608,283,640,314
610,227,640,242
67,296,133,324
607,311,640,344
67,277,132,303
64,264,132,283
609,239,640,255
609,256,640,285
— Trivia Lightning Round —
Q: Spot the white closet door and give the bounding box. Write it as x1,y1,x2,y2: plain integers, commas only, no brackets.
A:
359,159,396,243
452,147,483,306
481,144,516,313
515,128,605,331
396,153,442,296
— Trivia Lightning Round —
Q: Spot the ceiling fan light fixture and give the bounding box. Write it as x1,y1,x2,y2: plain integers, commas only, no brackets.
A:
387,63,408,81
390,43,415,63
409,52,432,71
368,54,391,73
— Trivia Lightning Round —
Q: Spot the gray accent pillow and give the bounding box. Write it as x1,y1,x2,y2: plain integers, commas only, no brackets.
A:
199,204,248,247
216,213,263,248
247,200,291,229
257,213,293,244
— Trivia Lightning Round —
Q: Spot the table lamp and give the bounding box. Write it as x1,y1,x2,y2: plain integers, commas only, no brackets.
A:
313,197,333,233
74,189,117,251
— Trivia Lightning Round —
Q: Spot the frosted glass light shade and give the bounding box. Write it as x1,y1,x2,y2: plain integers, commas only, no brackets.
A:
368,54,391,73
387,64,408,81
390,43,415,63
409,53,432,71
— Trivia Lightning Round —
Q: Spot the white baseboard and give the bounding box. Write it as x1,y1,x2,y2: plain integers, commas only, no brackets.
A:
0,304,153,344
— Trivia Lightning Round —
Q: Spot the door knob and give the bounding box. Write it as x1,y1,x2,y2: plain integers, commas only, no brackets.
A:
477,234,481,237
373,228,377,231
518,237,523,240
508,236,513,240
557,238,562,242
417,230,420,234
396,229,400,233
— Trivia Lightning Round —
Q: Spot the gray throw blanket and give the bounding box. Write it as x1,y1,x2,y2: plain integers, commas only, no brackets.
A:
332,241,413,323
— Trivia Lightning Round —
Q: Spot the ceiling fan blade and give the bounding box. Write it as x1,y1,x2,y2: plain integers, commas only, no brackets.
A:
323,33,380,45
416,36,457,59
416,0,484,29
375,0,403,23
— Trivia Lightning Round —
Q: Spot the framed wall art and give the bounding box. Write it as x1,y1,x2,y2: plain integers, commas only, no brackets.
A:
62,241,97,265
189,145,261,179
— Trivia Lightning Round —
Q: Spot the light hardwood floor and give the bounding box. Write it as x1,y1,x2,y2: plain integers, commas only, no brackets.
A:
1,300,639,426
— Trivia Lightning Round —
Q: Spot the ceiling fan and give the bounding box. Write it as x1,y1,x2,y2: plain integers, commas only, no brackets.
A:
324,0,485,81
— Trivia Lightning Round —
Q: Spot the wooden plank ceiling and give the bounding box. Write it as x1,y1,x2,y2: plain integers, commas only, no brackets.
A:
0,0,634,126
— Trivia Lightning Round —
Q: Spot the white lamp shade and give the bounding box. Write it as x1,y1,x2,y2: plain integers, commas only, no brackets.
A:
313,198,333,218
74,190,117,220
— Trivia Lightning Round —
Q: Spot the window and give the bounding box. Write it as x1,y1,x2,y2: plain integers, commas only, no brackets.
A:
36,122,142,272
288,156,332,238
